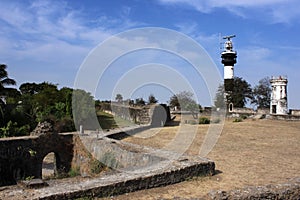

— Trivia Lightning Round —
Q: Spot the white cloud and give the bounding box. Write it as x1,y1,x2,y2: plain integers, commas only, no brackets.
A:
239,46,272,62
158,0,300,24
0,0,142,52
0,0,142,87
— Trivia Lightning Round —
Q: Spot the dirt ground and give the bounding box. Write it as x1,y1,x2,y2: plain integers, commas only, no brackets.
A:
104,117,300,199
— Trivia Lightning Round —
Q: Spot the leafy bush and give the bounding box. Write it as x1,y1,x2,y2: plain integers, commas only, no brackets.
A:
68,167,80,177
199,117,210,124
25,176,35,181
233,118,243,122
0,121,31,137
18,125,31,136
241,114,248,120
54,116,75,133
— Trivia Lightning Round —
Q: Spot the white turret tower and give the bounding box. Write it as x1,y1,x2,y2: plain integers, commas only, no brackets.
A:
270,76,288,115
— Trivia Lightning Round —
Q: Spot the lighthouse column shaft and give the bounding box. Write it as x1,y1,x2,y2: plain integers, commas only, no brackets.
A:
220,35,237,112
224,65,234,79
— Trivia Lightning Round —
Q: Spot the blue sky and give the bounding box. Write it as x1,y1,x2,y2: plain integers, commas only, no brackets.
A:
0,0,300,108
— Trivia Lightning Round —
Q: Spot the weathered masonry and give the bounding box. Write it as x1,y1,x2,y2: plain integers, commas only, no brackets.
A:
0,133,73,186
270,76,288,115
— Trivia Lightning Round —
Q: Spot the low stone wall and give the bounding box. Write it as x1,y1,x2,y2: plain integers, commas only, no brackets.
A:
290,109,300,116
207,177,300,200
110,103,151,124
79,135,166,170
0,156,214,199
106,103,172,126
229,107,256,114
267,114,300,120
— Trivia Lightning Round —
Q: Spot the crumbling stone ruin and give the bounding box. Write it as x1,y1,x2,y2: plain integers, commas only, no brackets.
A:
30,121,54,136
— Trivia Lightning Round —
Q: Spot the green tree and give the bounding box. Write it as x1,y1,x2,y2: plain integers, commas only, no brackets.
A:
135,98,145,106
252,77,271,109
226,77,253,108
19,82,39,95
148,94,158,104
0,121,18,137
115,94,123,102
58,87,73,117
17,83,74,132
33,82,60,122
0,88,22,133
3,88,21,104
169,91,199,112
0,64,16,126
0,64,16,92
72,89,97,129
34,83,58,106
214,84,226,109
169,95,179,109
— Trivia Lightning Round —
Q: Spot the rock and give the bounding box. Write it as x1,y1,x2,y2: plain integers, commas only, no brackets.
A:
30,121,54,136
18,179,48,189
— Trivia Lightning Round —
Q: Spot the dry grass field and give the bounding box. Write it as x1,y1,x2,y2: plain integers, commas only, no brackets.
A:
105,117,300,199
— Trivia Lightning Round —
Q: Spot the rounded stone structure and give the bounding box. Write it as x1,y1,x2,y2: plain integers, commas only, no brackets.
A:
270,76,288,115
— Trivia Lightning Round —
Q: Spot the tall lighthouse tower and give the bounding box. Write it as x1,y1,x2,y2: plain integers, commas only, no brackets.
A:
221,35,237,92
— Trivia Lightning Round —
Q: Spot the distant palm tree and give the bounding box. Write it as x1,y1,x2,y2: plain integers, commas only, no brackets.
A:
0,64,16,122
0,64,16,93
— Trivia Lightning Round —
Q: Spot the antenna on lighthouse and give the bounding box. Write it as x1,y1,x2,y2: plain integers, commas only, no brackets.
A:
222,35,236,52
223,34,236,40
219,33,225,53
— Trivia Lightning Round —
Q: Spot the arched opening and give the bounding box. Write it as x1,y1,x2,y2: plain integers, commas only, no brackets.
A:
42,152,55,179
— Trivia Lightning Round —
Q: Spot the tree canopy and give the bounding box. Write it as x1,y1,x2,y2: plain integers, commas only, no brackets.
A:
169,91,199,112
0,64,17,131
215,77,253,108
214,84,226,109
251,77,271,109
135,98,146,106
148,94,158,104
227,77,252,108
115,94,123,102
0,64,16,91
0,71,78,137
